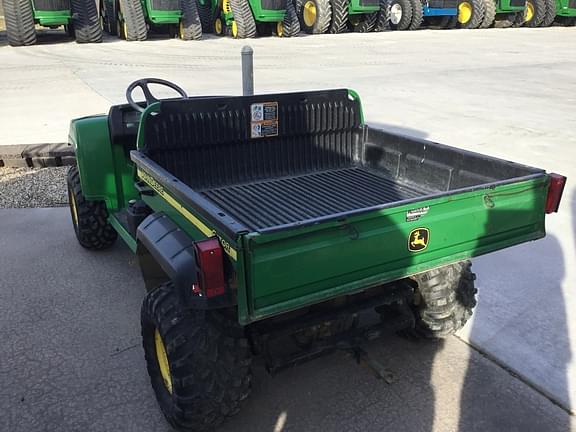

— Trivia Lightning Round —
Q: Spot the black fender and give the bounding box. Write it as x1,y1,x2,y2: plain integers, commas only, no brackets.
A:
136,212,235,309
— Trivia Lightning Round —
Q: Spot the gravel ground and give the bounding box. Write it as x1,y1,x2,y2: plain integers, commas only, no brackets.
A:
0,167,69,208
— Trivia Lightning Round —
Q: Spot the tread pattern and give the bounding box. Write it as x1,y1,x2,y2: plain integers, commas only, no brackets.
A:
458,0,485,29
479,0,496,28
541,0,556,27
197,0,213,32
67,166,117,250
142,283,252,432
388,0,413,30
409,261,477,338
374,0,390,31
328,0,348,33
180,0,203,40
407,0,423,29
229,0,257,38
350,12,378,32
4,0,37,46
523,0,546,27
300,0,332,33
282,0,301,36
72,0,103,43
119,0,148,41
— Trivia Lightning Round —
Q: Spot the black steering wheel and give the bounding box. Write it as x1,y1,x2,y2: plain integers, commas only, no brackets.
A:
126,78,188,113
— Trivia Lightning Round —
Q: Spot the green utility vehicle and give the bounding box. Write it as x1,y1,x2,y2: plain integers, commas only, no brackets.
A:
295,0,384,33
3,0,102,46
100,0,202,41
67,68,565,430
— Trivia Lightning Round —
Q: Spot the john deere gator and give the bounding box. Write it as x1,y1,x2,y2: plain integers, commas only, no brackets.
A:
3,0,102,46
67,61,566,431
100,0,202,40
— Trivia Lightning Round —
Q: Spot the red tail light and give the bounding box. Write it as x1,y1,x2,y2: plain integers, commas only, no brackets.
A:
194,238,225,298
545,173,566,214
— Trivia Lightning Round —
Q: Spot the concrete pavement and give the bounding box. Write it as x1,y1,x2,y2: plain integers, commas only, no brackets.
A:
1,27,575,417
0,207,572,431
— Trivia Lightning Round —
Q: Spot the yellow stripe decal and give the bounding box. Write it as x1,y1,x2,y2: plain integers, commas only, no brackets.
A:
137,169,237,260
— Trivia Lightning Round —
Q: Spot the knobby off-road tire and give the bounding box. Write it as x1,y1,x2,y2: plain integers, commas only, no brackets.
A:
281,0,301,36
229,0,257,38
349,12,378,32
179,0,203,40
479,0,496,27
388,0,413,30
374,0,390,31
523,0,546,27
72,0,103,43
4,0,37,46
67,166,117,250
540,0,556,26
299,0,332,33
142,282,253,432
119,0,148,40
328,0,349,33
408,261,477,338
457,0,485,29
407,0,423,29
197,0,213,32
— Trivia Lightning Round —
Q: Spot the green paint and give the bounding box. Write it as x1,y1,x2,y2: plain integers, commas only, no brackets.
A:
109,214,138,252
495,0,525,14
557,0,576,16
348,0,380,15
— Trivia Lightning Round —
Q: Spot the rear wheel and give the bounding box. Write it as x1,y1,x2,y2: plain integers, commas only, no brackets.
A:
279,0,301,36
72,0,103,43
179,0,203,40
388,0,413,30
67,166,117,250
540,0,556,26
406,261,477,338
407,0,423,29
479,0,495,27
300,0,332,33
348,12,378,32
141,282,253,432
4,0,37,47
229,0,257,38
456,0,485,29
374,0,390,31
328,0,349,33
119,0,148,40
523,0,545,27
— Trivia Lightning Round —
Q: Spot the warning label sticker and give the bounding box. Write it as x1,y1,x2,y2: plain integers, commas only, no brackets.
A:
250,102,278,138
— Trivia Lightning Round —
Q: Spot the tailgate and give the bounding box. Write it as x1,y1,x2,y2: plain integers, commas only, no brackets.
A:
242,176,548,322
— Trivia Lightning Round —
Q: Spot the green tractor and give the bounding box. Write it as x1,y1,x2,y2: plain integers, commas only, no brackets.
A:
197,0,300,38
3,0,102,46
295,0,386,33
100,0,203,40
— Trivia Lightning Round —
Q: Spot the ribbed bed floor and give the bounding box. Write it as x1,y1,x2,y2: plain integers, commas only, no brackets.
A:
201,167,432,231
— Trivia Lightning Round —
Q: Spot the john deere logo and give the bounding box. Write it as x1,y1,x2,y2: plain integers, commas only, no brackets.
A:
408,228,429,252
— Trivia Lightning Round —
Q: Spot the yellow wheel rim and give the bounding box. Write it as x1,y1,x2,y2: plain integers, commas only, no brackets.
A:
303,0,317,27
525,2,534,22
231,20,238,37
179,21,185,39
458,1,473,24
214,17,223,34
276,21,284,36
123,22,128,38
154,329,173,394
69,191,78,227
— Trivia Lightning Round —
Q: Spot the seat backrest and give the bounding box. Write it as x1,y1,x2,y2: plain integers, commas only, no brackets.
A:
141,89,363,190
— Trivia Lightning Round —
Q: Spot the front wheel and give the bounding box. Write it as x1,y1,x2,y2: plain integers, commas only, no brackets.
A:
141,282,253,432
67,166,117,250
456,0,485,29
388,0,413,30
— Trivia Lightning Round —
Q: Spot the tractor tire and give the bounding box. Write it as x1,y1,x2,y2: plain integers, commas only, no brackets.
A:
229,0,257,38
388,0,413,30
67,166,117,250
72,0,103,43
555,16,576,26
541,0,556,26
374,0,390,31
407,261,477,338
141,282,253,432
3,0,37,47
523,0,546,27
179,0,203,40
119,0,148,40
281,0,301,36
102,0,118,35
197,0,213,32
328,0,349,33
349,12,378,32
407,0,423,29
300,0,332,33
479,0,496,27
439,15,457,28
456,0,485,29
